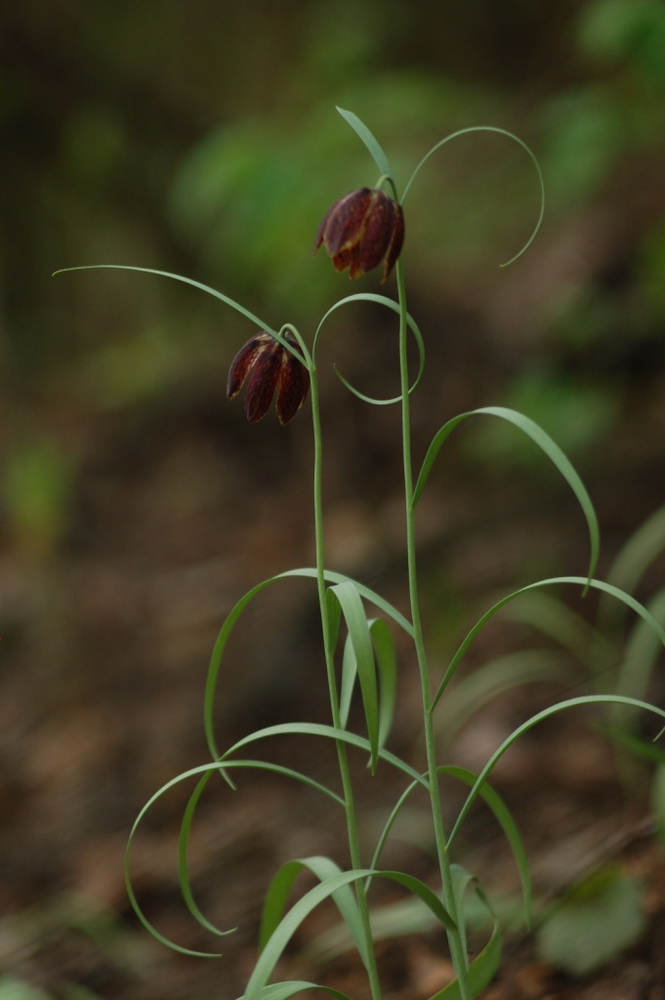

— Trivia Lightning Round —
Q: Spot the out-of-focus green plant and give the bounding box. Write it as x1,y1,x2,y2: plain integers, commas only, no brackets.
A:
577,0,665,88
3,434,74,559
536,865,646,977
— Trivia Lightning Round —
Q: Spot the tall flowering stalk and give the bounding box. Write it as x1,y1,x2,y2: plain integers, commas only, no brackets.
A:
56,107,665,1000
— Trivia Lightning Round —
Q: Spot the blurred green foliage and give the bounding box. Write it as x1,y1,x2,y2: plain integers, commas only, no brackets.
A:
2,0,665,556
536,866,646,975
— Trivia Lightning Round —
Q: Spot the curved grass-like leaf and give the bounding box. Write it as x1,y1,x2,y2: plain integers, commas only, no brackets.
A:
443,769,531,927
126,757,345,955
401,125,545,268
433,576,665,709
340,618,396,749
336,107,392,180
448,694,665,850
600,504,665,636
429,890,502,1000
312,292,425,405
175,761,345,940
130,718,429,950
325,585,343,657
259,857,369,969
608,503,665,596
330,582,379,771
177,769,223,937
236,984,353,1000
54,265,311,368
243,868,455,1000
612,588,665,724
204,568,413,761
53,263,277,338
124,759,241,958
497,589,615,676
371,619,397,746
220,721,429,790
449,864,474,957
368,766,531,926
436,649,580,750
413,407,599,587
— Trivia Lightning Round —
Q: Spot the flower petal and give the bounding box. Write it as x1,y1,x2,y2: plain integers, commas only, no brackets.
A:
243,342,282,422
316,189,373,257
314,187,404,281
276,350,310,424
381,201,405,281
355,190,394,276
226,333,271,400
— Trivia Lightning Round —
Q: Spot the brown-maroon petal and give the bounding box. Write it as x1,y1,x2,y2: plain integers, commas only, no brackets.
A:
226,332,272,400
314,188,373,257
381,201,405,281
348,190,393,277
243,341,282,422
276,351,310,424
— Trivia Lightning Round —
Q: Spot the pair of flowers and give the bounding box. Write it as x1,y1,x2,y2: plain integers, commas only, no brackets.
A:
227,188,405,424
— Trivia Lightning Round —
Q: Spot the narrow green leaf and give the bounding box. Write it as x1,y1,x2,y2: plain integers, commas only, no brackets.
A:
259,857,369,969
401,125,545,267
178,770,221,937
245,869,455,1000
449,693,665,849
369,780,421,873
608,503,665,596
614,588,665,709
221,721,429,790
434,576,665,707
327,583,379,770
339,630,357,729
236,984,353,1000
218,760,345,804
437,649,579,750
313,292,425,405
377,871,456,930
368,766,531,929
204,568,413,762
126,757,344,955
440,768,532,928
325,585,343,657
53,264,276,335
245,870,374,1000
124,759,240,957
369,618,397,746
449,864,475,956
413,408,599,586
336,107,392,179
429,895,502,1000
498,589,613,669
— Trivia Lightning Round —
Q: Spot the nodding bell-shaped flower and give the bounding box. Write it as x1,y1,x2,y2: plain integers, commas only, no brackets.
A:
226,331,310,425
314,187,405,282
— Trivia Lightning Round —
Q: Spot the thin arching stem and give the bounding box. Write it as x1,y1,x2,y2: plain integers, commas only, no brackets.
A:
394,256,471,998
309,362,384,1000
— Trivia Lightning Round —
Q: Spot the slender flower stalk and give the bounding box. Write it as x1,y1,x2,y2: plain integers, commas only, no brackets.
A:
393,253,471,998
309,362,384,1000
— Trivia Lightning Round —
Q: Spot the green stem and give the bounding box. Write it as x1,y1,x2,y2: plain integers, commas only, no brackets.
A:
394,259,470,998
309,363,383,1000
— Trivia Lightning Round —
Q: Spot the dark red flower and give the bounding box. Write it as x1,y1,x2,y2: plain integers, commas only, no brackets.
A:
314,187,405,282
226,331,310,424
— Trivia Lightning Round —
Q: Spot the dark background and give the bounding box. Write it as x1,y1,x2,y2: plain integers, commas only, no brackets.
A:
2,2,665,998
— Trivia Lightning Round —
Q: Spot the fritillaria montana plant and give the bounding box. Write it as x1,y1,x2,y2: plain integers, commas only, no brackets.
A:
56,108,665,1000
